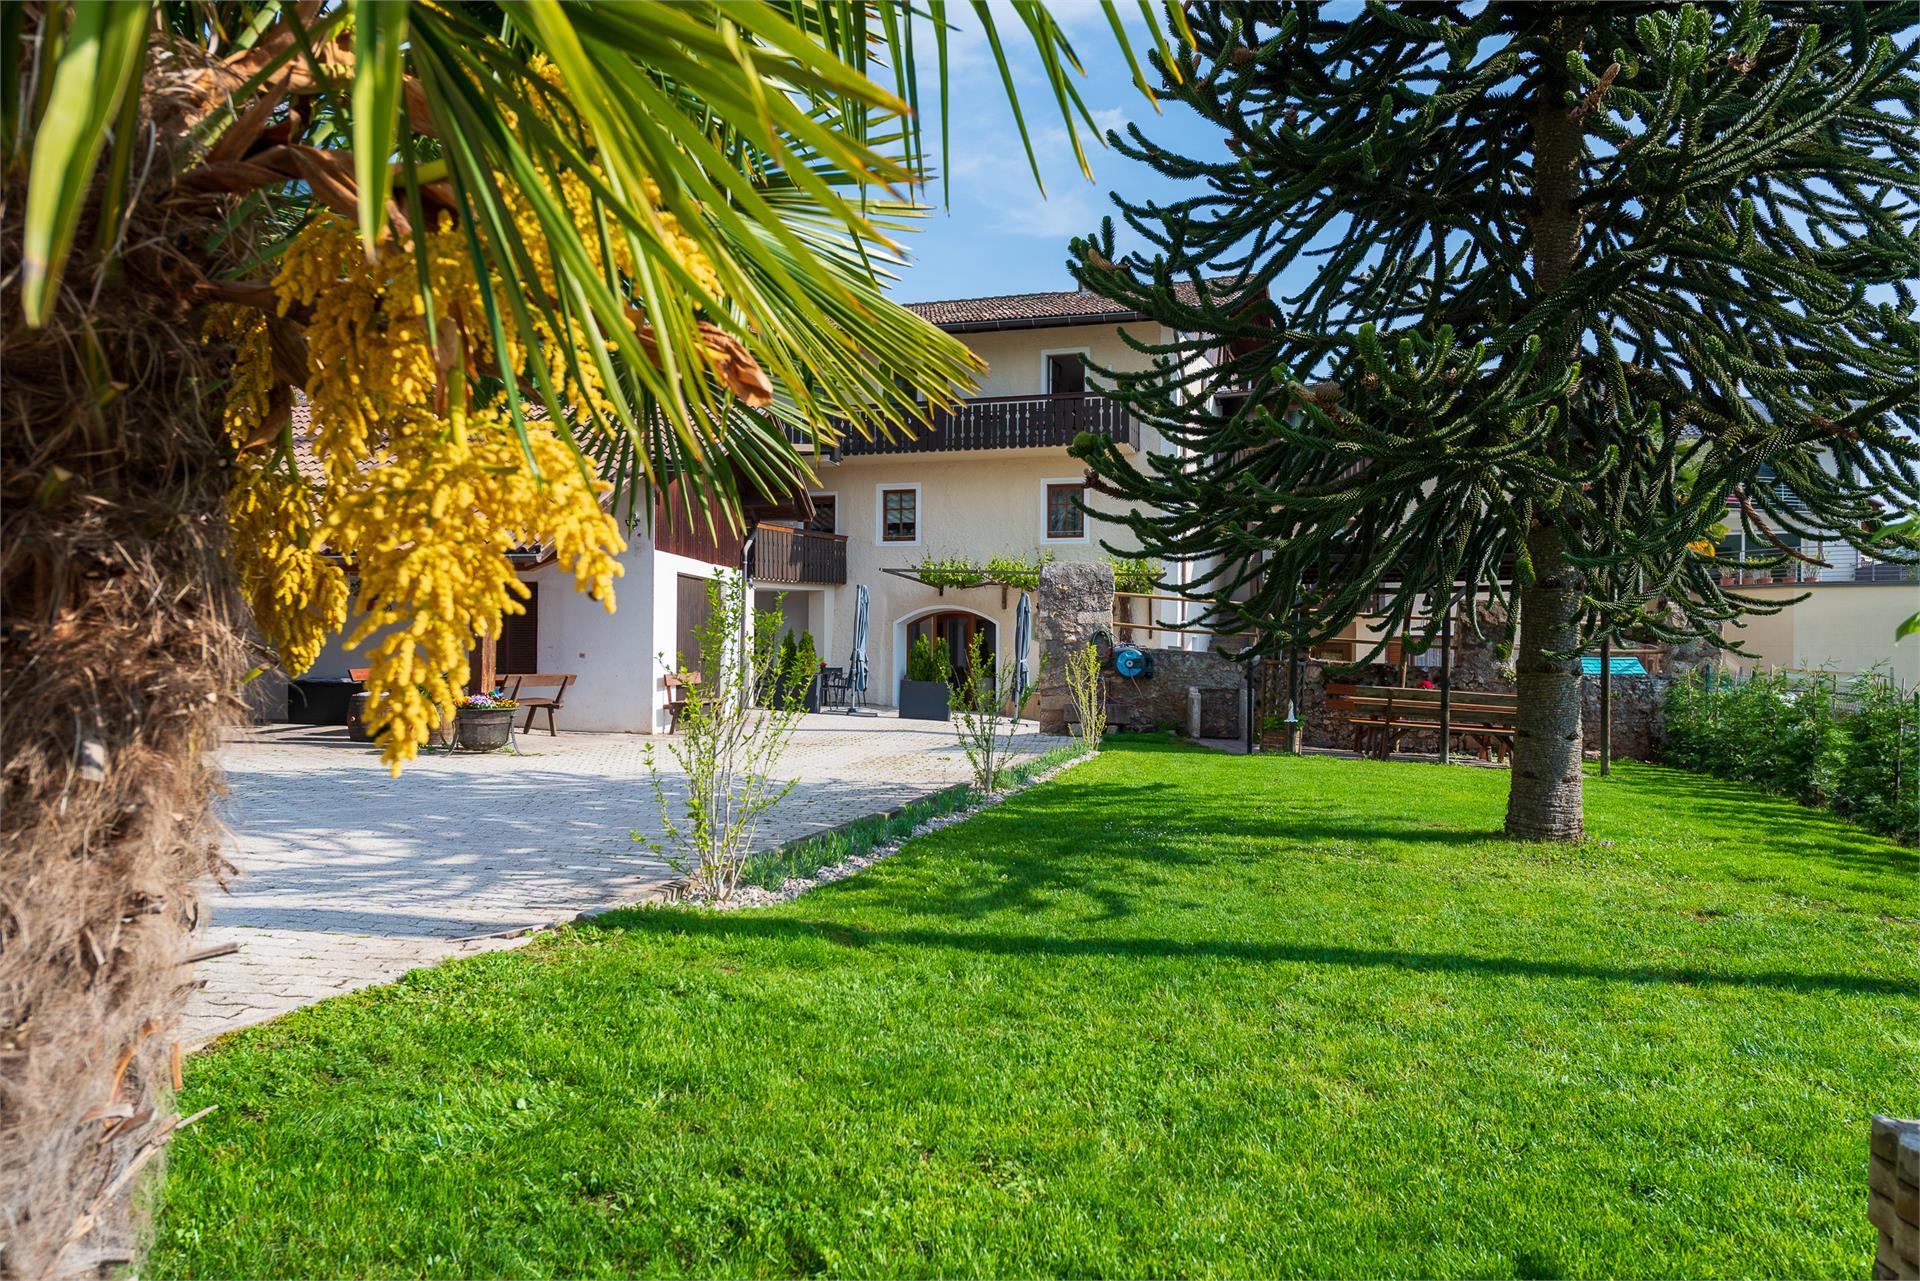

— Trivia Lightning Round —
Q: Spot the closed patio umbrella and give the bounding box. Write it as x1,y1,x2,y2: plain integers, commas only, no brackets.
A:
849,583,870,710
1013,591,1033,702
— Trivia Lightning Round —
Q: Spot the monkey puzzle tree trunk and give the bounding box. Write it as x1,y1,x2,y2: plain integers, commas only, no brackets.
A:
1504,524,1586,840
1503,21,1588,842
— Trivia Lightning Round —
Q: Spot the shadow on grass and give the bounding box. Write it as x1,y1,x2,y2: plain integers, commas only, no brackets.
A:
593,909,1914,998
1593,762,1918,873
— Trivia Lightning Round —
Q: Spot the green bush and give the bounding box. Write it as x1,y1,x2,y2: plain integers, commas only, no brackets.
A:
1664,667,1918,842
793,630,819,686
905,635,951,684
776,631,798,702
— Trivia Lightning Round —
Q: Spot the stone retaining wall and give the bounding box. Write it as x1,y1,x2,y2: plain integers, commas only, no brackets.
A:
1103,647,1246,737
1872,1115,1920,1280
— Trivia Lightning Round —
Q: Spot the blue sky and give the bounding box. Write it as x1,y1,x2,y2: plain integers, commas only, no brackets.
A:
885,3,1231,304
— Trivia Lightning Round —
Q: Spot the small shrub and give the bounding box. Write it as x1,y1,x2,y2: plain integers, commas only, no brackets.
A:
639,574,805,900
1063,641,1106,752
950,632,1043,793
1664,666,1917,842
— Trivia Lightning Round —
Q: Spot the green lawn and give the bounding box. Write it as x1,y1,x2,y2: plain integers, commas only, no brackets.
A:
150,740,1917,1279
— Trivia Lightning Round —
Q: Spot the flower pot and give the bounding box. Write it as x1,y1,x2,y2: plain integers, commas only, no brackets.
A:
455,707,515,751
898,678,950,722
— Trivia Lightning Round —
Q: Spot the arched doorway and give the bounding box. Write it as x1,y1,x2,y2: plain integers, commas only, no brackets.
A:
893,605,997,702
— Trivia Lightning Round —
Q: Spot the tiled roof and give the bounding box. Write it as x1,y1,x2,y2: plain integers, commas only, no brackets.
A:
903,280,1251,330
288,401,325,484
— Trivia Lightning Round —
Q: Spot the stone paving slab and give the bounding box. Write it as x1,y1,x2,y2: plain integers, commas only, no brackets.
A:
185,713,1068,1045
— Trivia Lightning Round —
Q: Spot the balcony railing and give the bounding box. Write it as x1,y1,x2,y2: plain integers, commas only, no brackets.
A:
751,523,847,585
821,392,1138,457
1716,560,1918,586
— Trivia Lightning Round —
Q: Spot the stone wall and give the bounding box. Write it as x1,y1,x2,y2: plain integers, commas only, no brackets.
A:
1104,646,1247,737
1034,559,1116,734
1271,600,1705,761
1033,560,1248,739
1872,1116,1920,1280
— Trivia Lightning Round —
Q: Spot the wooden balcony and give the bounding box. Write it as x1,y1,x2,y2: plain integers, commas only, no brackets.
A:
824,392,1138,457
751,523,847,585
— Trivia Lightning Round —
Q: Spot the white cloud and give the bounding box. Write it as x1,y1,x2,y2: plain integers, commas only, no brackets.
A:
991,185,1106,239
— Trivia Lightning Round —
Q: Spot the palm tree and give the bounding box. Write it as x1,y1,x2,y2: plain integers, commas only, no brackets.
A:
0,3,1182,1271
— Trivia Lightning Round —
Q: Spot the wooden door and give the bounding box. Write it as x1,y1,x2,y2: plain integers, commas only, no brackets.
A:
675,574,714,673
472,581,538,692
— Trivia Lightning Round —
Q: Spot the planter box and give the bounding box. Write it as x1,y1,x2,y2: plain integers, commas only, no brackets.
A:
455,707,515,751
346,691,374,743
760,672,823,713
898,678,951,722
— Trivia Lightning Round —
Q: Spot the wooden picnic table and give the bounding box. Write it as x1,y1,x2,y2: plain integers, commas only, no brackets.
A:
1327,683,1519,761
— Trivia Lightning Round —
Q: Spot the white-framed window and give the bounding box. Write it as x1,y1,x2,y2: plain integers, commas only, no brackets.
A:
1040,347,1090,396
807,492,838,535
1041,477,1089,543
876,482,921,546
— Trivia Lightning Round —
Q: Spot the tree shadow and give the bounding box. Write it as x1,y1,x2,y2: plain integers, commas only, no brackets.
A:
1590,763,1916,877
593,909,1913,999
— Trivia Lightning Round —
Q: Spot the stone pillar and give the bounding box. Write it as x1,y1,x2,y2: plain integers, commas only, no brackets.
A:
1034,560,1115,734
1872,1116,1920,1280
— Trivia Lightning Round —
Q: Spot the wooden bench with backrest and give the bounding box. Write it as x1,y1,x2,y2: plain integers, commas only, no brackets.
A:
663,671,702,734
1326,683,1520,761
499,673,576,736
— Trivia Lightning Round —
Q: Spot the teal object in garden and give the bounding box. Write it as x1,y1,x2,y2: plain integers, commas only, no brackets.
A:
1582,657,1647,677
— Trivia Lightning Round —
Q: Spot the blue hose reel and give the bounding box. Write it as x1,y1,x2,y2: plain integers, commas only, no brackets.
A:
1111,645,1152,680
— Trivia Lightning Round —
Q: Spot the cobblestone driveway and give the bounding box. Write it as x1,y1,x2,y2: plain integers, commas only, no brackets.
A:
186,713,1067,1044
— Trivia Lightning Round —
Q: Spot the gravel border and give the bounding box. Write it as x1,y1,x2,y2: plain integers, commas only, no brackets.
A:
662,749,1096,911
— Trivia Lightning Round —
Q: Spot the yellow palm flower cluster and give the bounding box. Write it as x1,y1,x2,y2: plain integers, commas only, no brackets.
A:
319,399,622,769
204,304,350,677
214,203,634,772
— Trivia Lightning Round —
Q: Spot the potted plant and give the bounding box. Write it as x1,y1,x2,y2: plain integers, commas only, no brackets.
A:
899,635,952,721
454,691,519,751
792,630,822,712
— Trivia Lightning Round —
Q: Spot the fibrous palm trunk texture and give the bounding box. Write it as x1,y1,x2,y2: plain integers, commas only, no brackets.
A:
1,34,251,1280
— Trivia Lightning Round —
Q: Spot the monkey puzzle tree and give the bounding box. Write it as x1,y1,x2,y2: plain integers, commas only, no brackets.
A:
1070,2,1920,841
0,2,1180,1270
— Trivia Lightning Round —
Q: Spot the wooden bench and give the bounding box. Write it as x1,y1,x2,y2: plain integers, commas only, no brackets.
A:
500,673,576,736
663,671,702,734
1327,683,1519,761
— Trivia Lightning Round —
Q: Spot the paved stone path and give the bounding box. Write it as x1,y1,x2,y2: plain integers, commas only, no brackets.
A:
186,713,1068,1044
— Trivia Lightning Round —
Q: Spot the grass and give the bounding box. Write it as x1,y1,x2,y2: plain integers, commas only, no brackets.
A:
738,743,1085,890
149,739,1917,1279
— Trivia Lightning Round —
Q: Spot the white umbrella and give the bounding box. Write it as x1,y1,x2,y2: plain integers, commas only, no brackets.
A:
1012,590,1033,700
849,583,870,709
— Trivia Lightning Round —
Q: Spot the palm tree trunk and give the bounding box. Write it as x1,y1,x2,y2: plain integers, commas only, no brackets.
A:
1504,523,1586,840
2,35,248,1274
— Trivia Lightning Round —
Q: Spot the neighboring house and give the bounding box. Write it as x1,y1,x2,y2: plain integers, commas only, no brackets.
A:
1710,521,1919,683
294,286,1218,731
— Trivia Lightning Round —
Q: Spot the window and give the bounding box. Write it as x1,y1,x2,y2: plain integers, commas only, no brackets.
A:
1045,481,1086,540
880,486,918,543
1046,351,1087,396
807,494,837,534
